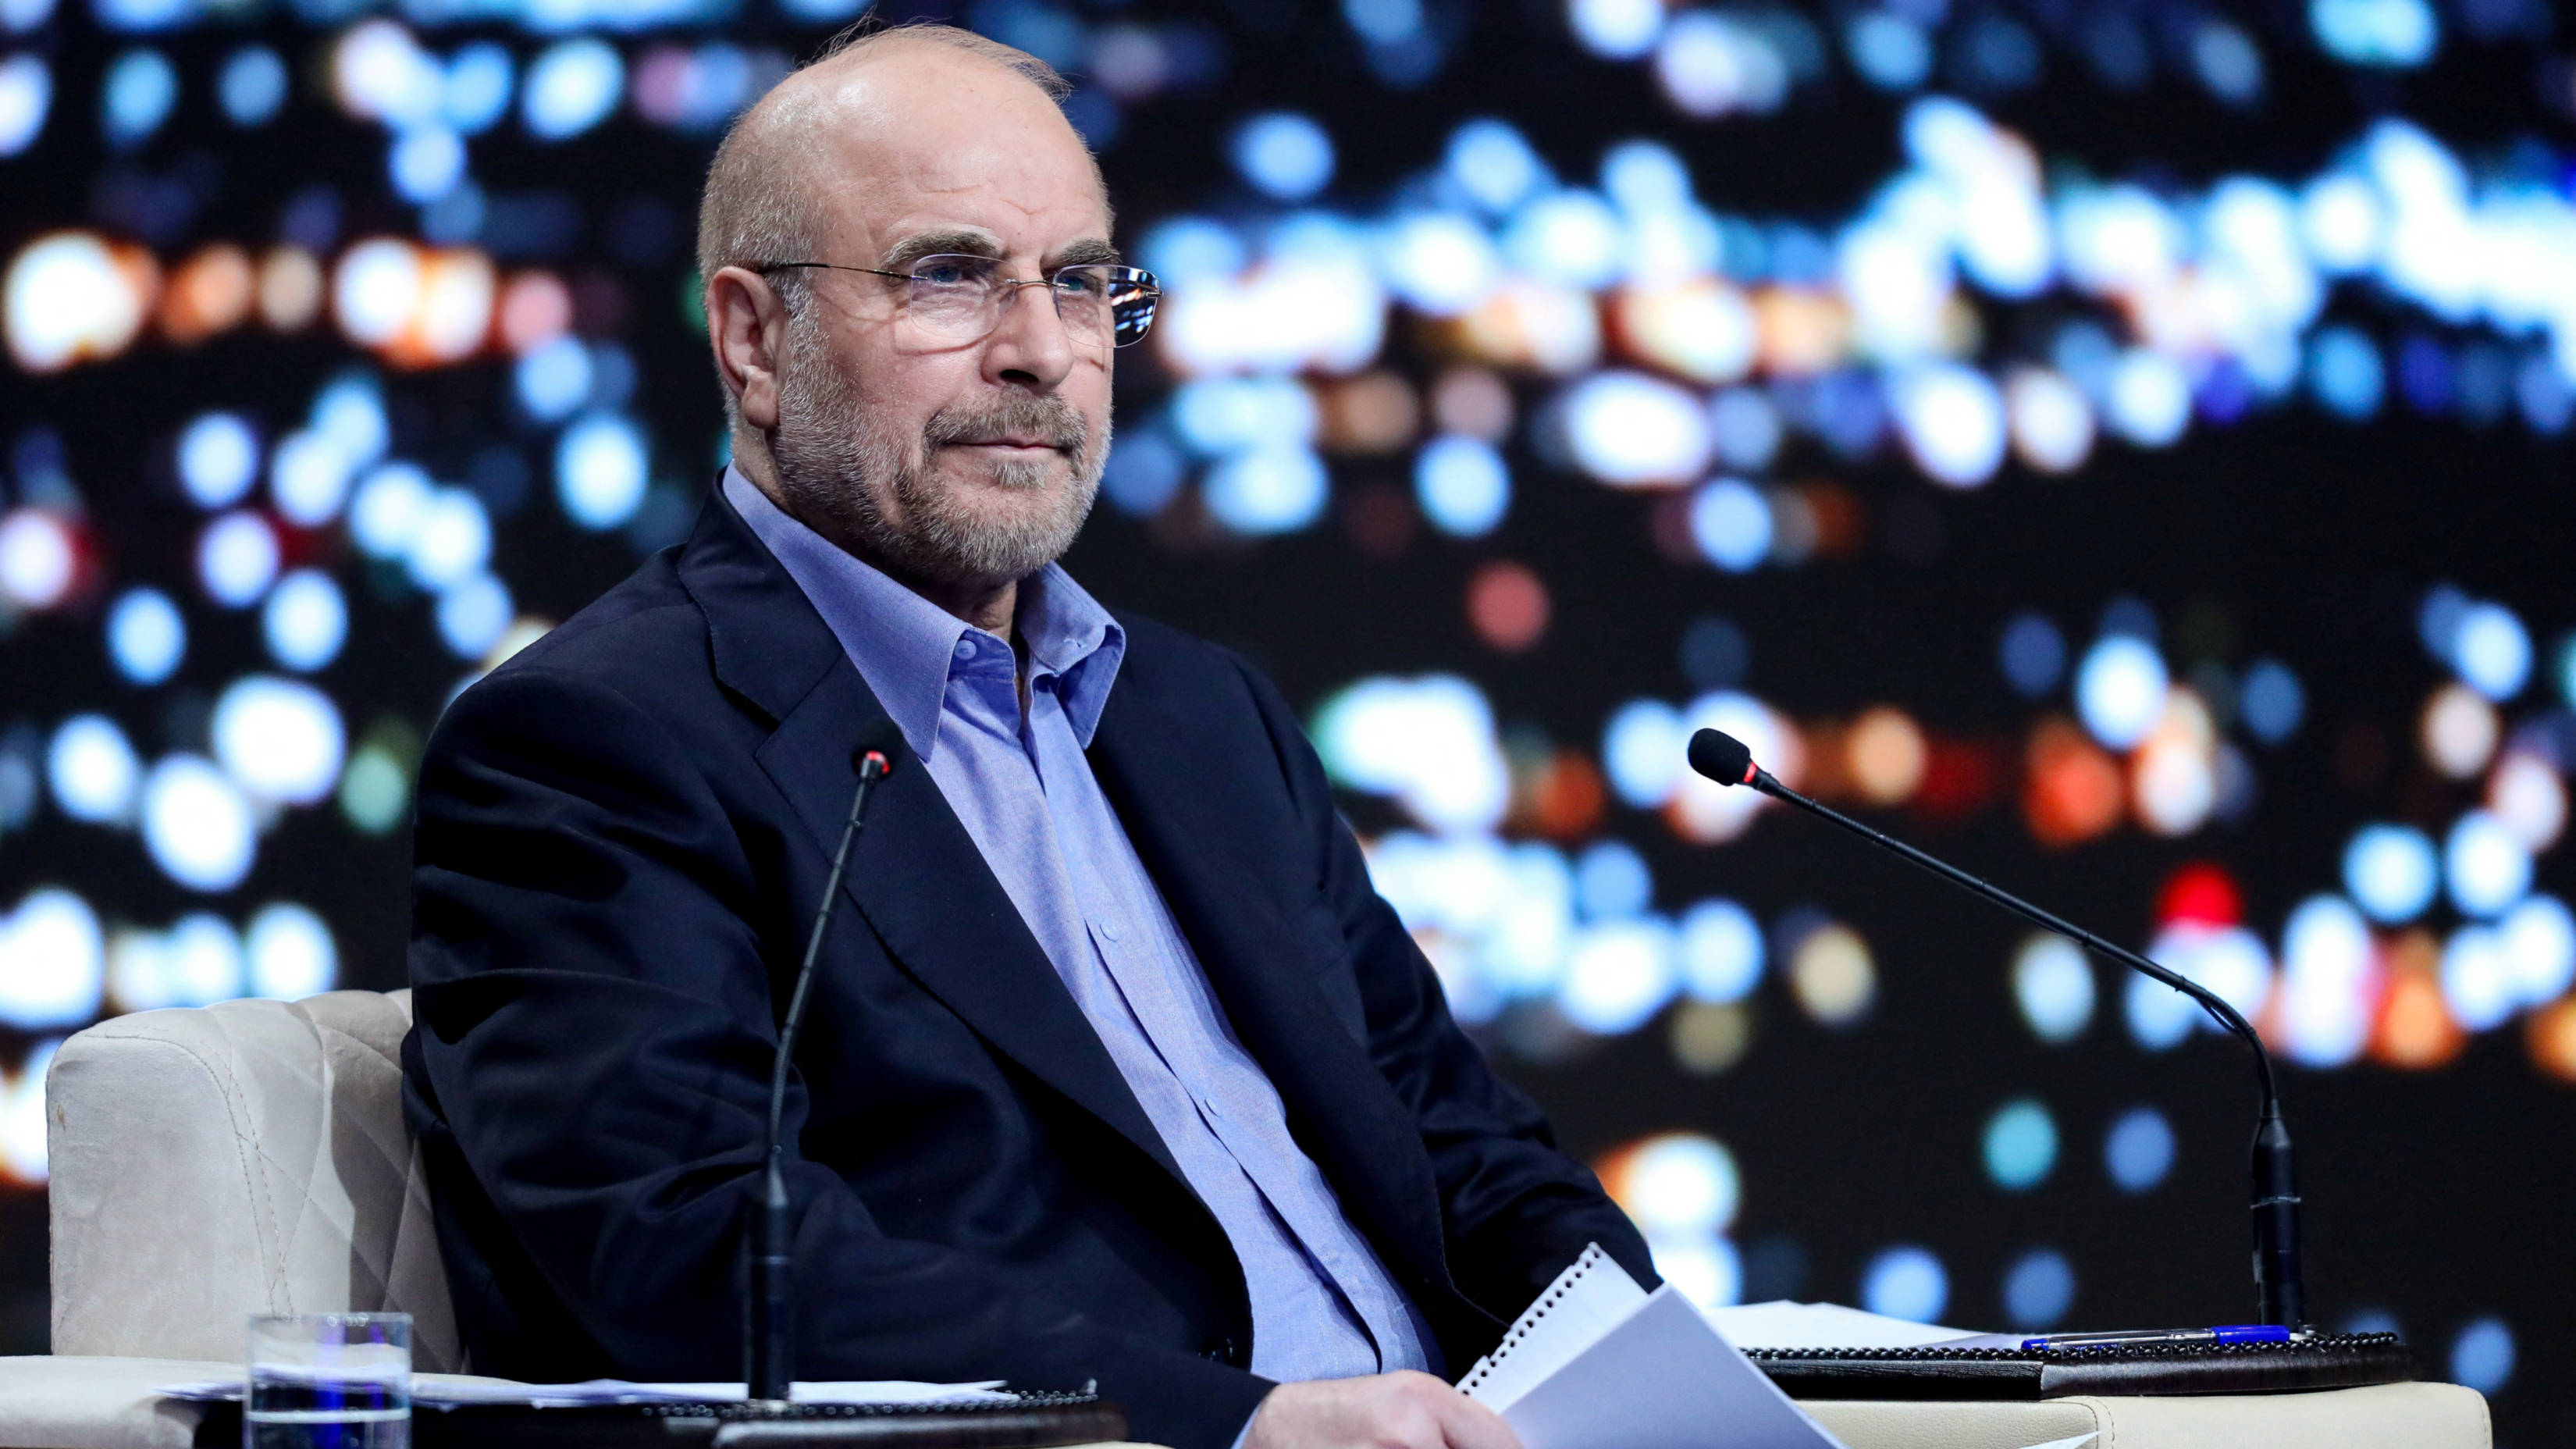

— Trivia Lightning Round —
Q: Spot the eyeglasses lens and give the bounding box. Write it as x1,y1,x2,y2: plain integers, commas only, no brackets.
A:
902,256,1160,347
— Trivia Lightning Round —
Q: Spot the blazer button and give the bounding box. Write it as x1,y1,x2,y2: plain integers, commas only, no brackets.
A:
1200,1333,1241,1365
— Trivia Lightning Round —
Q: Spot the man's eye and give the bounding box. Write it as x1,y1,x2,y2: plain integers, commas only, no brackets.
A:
912,259,984,287
1052,269,1109,298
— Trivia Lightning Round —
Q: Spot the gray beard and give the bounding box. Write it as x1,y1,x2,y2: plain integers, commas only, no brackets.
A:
768,317,1107,589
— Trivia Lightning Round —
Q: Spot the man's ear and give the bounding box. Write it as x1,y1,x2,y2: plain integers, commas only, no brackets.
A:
706,265,789,431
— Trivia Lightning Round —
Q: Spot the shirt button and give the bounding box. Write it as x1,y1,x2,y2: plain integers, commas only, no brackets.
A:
1094,918,1121,942
952,638,976,661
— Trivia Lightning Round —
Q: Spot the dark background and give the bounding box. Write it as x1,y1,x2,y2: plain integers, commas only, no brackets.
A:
2,0,2571,1441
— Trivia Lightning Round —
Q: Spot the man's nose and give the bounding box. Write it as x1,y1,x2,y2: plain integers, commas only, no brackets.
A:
982,279,1080,391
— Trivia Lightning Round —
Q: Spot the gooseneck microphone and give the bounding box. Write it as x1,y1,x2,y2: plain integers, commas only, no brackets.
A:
749,717,904,1404
1686,728,2305,1330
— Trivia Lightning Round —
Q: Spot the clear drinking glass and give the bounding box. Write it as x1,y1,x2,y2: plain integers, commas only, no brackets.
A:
245,1313,411,1449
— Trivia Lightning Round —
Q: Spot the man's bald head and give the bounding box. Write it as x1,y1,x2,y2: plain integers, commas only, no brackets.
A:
695,20,1123,621
696,25,1098,322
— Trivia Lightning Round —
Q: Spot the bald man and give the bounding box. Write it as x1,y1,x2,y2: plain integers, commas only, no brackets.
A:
402,27,1653,1449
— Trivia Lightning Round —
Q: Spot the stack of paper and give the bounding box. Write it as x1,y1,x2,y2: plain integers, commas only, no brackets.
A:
1457,1244,1845,1449
158,1378,1010,1409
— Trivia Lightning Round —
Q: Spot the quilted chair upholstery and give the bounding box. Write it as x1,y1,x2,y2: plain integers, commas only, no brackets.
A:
44,991,460,1372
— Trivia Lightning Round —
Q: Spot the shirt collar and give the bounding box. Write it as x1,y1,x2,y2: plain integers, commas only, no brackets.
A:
721,466,1125,760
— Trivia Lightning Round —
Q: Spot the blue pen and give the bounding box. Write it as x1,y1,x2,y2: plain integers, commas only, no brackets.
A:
2021,1325,2295,1351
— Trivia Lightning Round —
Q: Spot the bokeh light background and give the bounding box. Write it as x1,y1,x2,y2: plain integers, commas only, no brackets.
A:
3,0,2574,1436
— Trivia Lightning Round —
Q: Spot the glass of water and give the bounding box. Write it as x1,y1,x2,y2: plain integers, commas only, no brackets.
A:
245,1313,411,1449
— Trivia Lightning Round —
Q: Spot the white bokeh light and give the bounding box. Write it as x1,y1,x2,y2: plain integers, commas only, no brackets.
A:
2498,895,2575,1008
1621,1133,1739,1237
46,714,140,824
1601,699,1685,809
1558,919,1677,1034
2345,823,2439,924
556,415,649,530
2439,925,2515,1032
1891,364,2007,486
1559,371,1712,486
262,569,348,672
197,511,279,607
0,508,75,610
350,462,433,560
269,429,358,528
0,888,105,1030
2445,810,2531,918
1313,675,1511,834
2013,933,2095,1044
141,756,257,892
177,412,259,508
2073,635,2168,750
1677,899,1763,1003
2279,895,2375,1068
245,902,337,1000
212,675,346,806
407,486,493,589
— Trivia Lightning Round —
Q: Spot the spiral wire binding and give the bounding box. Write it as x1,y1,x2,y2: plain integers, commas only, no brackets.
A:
1741,1331,2405,1365
1456,1243,1614,1397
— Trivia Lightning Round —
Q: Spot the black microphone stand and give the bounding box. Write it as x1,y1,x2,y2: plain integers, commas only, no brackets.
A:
1688,729,2304,1330
749,736,898,1405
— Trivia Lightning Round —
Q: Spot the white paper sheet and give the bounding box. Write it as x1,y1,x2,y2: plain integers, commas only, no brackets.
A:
1703,1300,1974,1350
1494,1287,1845,1449
157,1378,1009,1408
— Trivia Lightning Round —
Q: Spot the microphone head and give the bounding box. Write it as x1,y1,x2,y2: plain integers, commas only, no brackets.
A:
1687,728,1756,786
851,715,903,776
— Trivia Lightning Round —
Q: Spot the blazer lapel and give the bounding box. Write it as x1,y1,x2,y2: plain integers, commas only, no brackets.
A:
676,492,1186,1188
1086,679,1457,1304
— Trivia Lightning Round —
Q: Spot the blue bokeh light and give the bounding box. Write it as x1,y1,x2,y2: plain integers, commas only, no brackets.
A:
218,47,288,126
1233,112,1335,203
2449,1316,2514,1394
262,570,347,673
2345,824,2439,924
1414,436,1510,537
1998,613,2065,698
2238,659,2304,743
1982,1098,2058,1191
107,588,186,686
1687,479,1770,572
1860,1246,1949,1324
2104,1105,2176,1193
101,48,176,148
2000,1248,2075,1329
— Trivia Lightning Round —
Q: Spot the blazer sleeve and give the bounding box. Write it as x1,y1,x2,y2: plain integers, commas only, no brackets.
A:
1224,657,1660,1319
406,664,1272,1449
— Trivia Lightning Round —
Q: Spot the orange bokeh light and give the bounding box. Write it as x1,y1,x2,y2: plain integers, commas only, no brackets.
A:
2371,933,2464,1070
2023,717,2122,847
1467,560,1549,653
2526,997,2576,1083
1752,287,1850,376
160,244,255,345
497,270,575,354
1518,750,1608,841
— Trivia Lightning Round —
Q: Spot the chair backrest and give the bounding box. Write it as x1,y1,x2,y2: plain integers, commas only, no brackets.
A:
45,989,461,1371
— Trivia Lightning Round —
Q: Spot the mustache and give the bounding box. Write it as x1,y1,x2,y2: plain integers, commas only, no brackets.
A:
922,395,1090,454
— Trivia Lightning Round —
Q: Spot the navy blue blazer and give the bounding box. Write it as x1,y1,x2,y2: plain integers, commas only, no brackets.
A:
401,489,1655,1449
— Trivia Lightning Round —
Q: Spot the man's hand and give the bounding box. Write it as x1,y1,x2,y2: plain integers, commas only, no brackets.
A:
1243,1372,1523,1449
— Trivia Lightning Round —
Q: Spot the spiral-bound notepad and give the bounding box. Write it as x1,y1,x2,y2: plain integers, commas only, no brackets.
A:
1457,1244,1845,1449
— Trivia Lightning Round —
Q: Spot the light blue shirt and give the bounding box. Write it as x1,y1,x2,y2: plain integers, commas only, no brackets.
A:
724,469,1440,1389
